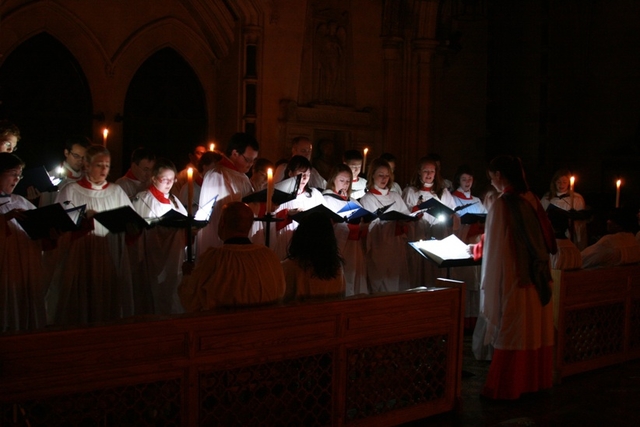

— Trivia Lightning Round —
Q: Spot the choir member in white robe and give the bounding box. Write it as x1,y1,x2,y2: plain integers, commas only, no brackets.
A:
541,169,588,250
115,147,155,199
195,133,257,256
272,156,325,260
132,158,188,315
274,137,326,190
39,136,92,207
322,164,368,296
402,157,458,288
472,155,556,400
178,150,222,214
343,149,367,200
360,158,412,293
47,145,136,326
380,153,404,194
172,145,206,196
0,153,47,331
450,165,488,330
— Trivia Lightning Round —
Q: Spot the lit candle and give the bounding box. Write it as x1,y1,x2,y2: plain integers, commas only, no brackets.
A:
569,176,575,209
266,167,274,213
102,128,109,147
209,143,215,151
363,148,369,175
187,167,194,216
615,179,621,208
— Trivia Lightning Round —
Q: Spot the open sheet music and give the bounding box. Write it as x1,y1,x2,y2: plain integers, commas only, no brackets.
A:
408,234,475,267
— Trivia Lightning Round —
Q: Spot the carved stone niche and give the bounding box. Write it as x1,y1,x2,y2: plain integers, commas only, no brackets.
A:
278,100,378,165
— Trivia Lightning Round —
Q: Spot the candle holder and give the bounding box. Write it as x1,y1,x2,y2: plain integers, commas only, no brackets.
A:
256,212,283,248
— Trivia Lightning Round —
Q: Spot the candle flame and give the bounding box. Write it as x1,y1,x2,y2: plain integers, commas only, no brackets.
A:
363,148,369,155
209,143,215,151
102,128,109,139
187,167,193,179
616,179,621,188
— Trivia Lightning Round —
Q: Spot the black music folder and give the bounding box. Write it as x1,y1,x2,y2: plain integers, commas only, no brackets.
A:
414,198,455,219
459,213,487,224
290,204,345,224
17,203,85,240
93,206,151,234
337,201,377,224
242,188,297,205
13,166,57,197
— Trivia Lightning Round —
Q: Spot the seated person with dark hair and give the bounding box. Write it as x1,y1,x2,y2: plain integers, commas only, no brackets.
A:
178,201,286,311
581,207,640,269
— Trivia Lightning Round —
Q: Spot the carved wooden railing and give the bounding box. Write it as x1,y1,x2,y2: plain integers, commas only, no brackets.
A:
552,264,640,383
0,280,464,426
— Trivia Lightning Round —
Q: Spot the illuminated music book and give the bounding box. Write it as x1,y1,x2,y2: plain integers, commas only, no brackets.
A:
408,234,479,268
336,200,377,224
146,195,218,229
13,165,57,197
17,203,86,240
413,198,455,219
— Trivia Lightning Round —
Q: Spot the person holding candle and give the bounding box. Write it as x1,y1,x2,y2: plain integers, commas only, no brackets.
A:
471,155,556,400
323,164,369,296
359,158,412,293
541,169,588,250
47,145,137,326
0,153,48,332
172,144,207,196
131,158,188,315
272,155,325,260
178,150,222,213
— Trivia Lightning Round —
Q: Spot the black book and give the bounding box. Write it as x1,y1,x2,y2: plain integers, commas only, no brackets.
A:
17,203,86,240
242,188,297,205
378,210,420,222
337,201,377,224
545,203,593,221
415,198,455,218
92,206,152,234
149,209,209,229
13,166,57,197
460,213,487,224
290,204,346,224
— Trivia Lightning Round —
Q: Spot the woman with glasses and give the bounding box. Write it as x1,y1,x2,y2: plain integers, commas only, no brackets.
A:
132,158,188,315
0,153,47,332
47,145,136,326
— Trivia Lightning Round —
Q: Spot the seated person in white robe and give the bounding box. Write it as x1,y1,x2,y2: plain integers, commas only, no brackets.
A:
581,207,640,268
0,153,47,332
132,158,188,315
179,201,285,311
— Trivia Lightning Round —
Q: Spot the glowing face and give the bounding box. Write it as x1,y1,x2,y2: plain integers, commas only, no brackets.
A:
0,167,22,194
333,171,351,195
132,159,155,183
86,154,110,184
419,162,436,185
372,166,391,189
152,168,176,194
459,173,474,192
0,135,18,153
64,144,87,172
555,176,570,194
346,160,362,178
290,168,311,192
